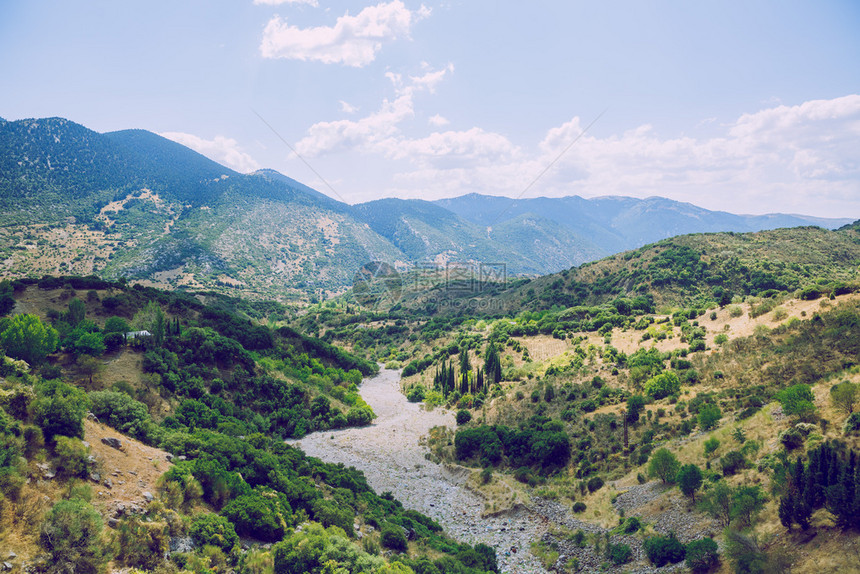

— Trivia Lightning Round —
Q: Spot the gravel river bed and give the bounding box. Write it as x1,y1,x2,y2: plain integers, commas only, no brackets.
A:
291,368,551,574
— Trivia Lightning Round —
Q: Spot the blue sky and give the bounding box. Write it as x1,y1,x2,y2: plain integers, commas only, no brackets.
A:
1,1,859,218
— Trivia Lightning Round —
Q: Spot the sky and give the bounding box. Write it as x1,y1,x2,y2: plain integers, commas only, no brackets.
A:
1,1,859,218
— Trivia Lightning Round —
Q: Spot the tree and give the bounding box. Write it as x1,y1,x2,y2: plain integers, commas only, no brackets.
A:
643,533,686,567
40,498,107,574
731,485,767,528
132,301,166,346
189,513,238,554
66,298,86,327
626,394,646,424
685,538,719,572
776,384,816,422
72,333,105,358
77,355,103,387
30,379,91,441
697,480,733,527
677,464,703,501
0,313,59,366
831,381,858,415
649,448,680,484
102,316,130,334
697,403,722,430
644,372,681,399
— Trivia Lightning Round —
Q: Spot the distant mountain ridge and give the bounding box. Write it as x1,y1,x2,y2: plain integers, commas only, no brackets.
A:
433,193,852,255
0,115,853,300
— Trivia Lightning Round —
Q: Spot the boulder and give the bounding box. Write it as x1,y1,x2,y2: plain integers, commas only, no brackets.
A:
101,437,122,450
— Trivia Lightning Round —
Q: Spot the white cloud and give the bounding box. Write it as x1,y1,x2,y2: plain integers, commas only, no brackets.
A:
392,96,860,217
160,132,261,173
295,63,453,156
409,63,454,93
428,114,449,127
254,0,318,6
339,100,359,114
259,1,430,67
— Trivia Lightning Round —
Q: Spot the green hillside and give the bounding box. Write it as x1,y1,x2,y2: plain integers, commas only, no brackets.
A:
0,276,499,574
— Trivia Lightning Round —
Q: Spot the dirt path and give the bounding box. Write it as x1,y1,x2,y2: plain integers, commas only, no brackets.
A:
292,369,551,574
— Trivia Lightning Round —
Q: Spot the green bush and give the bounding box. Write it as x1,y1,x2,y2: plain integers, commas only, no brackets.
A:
189,513,239,554
608,543,632,565
648,448,680,484
88,391,161,445
572,502,586,513
346,405,374,426
644,533,686,567
644,372,681,399
406,384,425,403
677,463,703,500
685,537,719,572
587,476,604,493
845,412,860,433
380,523,408,552
780,428,804,450
697,403,722,430
775,384,816,422
310,498,353,535
720,450,747,476
456,409,472,425
704,437,720,456
30,380,90,441
54,436,90,478
39,498,107,574
221,490,291,542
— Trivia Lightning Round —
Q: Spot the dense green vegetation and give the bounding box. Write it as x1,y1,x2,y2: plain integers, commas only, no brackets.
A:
0,277,498,574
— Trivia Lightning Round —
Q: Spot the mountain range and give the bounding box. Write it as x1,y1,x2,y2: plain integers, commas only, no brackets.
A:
0,116,852,300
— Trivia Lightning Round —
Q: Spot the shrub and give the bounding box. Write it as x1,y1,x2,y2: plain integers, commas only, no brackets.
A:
644,372,681,399
346,405,374,426
775,384,816,422
608,543,632,565
456,409,472,425
115,515,169,570
310,499,353,534
405,384,425,403
648,448,680,484
779,428,804,450
30,380,90,441
685,538,719,572
720,450,746,476
572,502,586,513
698,403,722,430
380,524,408,552
54,436,91,478
644,533,686,567
621,517,642,533
845,412,860,433
40,498,107,574
221,490,291,542
189,513,239,554
704,437,720,456
677,464,703,500
587,476,604,493
88,391,161,445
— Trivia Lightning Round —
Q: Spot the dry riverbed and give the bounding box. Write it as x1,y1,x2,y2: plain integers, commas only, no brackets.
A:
291,368,551,574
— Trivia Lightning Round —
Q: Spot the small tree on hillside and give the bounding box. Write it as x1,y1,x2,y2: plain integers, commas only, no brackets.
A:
649,448,680,484
677,463,703,501
831,381,858,415
0,313,59,366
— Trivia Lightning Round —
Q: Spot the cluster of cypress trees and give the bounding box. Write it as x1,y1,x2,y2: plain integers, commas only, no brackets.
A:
432,343,503,398
778,441,860,530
